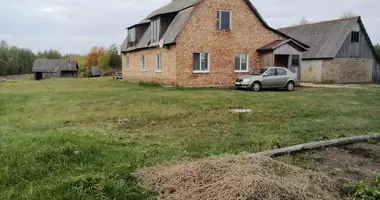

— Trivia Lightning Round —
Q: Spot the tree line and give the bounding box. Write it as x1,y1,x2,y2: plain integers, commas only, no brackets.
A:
0,41,36,76
375,44,380,57
0,40,121,77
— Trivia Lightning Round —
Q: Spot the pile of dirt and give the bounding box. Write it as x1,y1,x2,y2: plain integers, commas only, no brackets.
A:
298,143,380,181
138,155,341,200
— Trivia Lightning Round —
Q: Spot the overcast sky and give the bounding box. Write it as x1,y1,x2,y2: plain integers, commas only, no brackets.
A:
0,0,379,54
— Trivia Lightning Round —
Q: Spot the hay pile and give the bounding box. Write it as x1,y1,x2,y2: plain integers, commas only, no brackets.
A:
138,154,341,200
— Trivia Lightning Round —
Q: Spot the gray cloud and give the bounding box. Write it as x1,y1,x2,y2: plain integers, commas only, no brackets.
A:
0,0,378,54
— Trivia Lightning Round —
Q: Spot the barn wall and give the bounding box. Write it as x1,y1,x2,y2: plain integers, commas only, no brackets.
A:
322,58,373,83
374,60,380,83
43,72,60,79
336,24,373,58
61,71,76,78
300,60,323,82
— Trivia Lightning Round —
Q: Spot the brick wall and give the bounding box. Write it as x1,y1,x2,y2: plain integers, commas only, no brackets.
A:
122,45,177,85
175,0,282,86
322,58,374,83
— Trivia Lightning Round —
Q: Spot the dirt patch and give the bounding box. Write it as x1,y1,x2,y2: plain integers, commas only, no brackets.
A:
138,155,340,200
280,143,380,182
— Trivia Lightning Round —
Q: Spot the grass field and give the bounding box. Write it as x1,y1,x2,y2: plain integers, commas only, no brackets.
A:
1,78,380,199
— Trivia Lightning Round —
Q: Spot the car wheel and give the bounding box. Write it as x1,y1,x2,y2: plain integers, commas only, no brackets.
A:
251,82,261,92
286,81,295,91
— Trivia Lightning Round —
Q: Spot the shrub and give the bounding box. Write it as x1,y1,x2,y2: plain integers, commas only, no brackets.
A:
341,175,380,200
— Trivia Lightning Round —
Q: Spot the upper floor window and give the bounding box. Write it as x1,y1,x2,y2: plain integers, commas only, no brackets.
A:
217,10,232,31
351,31,359,43
235,53,248,72
193,52,210,73
151,18,160,42
128,28,136,43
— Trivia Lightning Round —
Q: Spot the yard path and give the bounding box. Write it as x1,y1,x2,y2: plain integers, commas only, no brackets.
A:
301,82,380,89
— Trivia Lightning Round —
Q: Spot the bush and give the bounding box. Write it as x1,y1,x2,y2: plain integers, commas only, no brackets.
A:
341,175,380,200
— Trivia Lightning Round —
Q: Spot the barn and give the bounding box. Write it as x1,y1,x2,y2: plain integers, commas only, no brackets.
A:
32,59,78,80
279,16,380,84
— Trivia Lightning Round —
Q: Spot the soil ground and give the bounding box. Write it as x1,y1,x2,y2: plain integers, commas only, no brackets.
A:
278,142,380,182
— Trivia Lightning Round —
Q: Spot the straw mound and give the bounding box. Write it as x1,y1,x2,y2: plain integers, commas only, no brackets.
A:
138,154,341,200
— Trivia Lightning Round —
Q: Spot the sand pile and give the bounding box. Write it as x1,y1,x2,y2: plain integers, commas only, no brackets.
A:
138,154,341,200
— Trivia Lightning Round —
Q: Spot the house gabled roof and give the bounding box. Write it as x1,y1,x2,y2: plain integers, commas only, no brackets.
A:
122,0,308,52
32,59,78,73
279,16,380,62
127,0,198,29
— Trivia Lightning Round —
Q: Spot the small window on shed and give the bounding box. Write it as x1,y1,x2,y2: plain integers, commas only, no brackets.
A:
351,31,359,43
291,55,300,66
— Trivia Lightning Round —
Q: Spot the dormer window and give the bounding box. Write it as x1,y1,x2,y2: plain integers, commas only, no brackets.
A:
151,18,160,43
128,28,136,43
217,10,232,31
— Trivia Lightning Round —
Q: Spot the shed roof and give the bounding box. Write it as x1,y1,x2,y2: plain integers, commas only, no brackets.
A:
122,0,308,52
258,39,308,52
32,59,78,73
278,16,378,59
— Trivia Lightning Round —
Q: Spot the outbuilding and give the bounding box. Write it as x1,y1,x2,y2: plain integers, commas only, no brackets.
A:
32,59,78,80
279,17,380,84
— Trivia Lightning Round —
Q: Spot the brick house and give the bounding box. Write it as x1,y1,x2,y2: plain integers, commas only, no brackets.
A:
120,0,307,86
280,17,380,84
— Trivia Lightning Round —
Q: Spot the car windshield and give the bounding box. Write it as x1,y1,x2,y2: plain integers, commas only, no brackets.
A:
249,68,268,75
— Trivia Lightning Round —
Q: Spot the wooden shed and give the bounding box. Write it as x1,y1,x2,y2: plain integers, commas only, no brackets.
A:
258,39,308,80
32,59,78,80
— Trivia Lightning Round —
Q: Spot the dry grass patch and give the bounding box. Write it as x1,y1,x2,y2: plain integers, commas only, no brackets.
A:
138,154,341,200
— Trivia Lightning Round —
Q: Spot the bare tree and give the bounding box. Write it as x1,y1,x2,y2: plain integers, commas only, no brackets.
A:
299,17,309,25
0,40,8,48
340,11,356,18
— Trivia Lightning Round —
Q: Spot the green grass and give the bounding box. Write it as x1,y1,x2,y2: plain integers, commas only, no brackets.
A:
1,78,380,199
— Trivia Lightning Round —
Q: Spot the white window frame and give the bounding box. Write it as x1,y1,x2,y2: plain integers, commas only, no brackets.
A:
141,55,146,72
193,52,210,74
217,10,232,31
155,54,161,73
128,28,136,42
125,56,130,71
151,18,160,42
234,53,249,73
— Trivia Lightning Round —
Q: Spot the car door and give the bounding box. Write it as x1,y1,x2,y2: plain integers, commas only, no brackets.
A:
261,68,277,87
275,68,289,87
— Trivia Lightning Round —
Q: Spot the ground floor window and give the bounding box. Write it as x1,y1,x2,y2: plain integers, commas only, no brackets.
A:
125,56,129,71
155,54,161,72
235,53,248,72
141,55,146,71
193,52,210,73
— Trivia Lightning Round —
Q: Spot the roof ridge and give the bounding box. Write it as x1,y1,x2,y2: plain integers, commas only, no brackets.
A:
278,16,360,30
